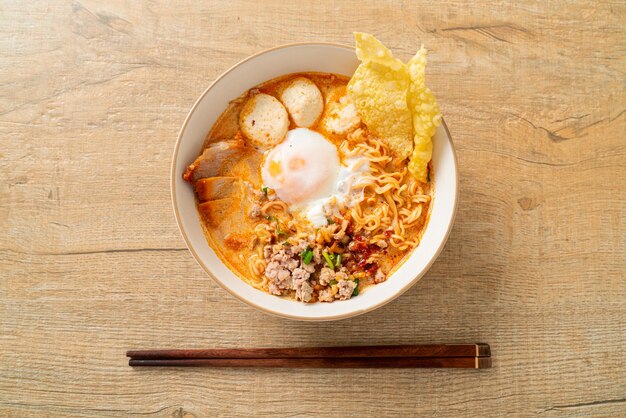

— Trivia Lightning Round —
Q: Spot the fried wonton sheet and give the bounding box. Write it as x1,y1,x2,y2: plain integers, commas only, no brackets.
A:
407,47,441,182
347,33,441,182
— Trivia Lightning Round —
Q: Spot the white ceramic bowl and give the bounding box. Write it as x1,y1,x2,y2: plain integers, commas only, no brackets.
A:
171,43,458,321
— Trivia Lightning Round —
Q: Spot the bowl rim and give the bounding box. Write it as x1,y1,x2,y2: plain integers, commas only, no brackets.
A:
170,41,459,321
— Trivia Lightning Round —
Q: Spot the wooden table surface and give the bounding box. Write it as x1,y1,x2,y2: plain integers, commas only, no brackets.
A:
1,1,625,416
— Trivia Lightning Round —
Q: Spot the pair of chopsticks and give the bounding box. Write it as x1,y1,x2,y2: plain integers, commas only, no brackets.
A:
127,343,491,369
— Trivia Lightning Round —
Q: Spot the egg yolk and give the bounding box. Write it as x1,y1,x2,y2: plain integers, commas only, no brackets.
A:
261,128,340,205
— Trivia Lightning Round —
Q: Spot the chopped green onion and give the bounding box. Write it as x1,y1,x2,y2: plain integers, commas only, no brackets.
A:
282,241,290,246
301,247,313,264
352,279,359,296
265,215,277,221
276,225,286,236
327,253,341,266
326,218,335,225
329,279,338,286
322,251,334,270
262,186,269,195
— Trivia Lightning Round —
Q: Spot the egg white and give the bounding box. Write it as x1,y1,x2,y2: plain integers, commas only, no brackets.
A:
261,128,370,227
301,156,370,227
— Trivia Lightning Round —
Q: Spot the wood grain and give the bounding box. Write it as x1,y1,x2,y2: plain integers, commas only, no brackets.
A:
1,0,625,416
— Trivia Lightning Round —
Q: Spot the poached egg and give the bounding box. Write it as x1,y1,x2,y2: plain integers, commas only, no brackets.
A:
261,128,370,227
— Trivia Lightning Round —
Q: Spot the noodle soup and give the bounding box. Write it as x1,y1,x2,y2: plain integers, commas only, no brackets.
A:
183,72,433,303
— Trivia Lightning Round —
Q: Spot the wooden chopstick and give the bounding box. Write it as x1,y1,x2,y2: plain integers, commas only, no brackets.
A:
129,356,491,369
127,343,490,360
127,344,491,369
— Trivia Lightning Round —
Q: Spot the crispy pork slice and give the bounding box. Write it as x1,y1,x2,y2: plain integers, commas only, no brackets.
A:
195,177,241,202
197,194,256,245
198,197,235,228
183,138,246,183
